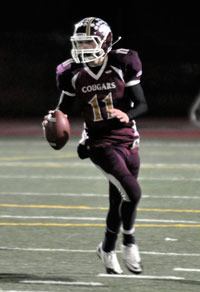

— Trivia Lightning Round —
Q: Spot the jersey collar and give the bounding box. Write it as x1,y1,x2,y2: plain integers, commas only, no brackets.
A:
83,56,108,80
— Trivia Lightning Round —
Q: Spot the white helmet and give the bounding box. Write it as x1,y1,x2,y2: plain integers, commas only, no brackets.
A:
70,17,113,63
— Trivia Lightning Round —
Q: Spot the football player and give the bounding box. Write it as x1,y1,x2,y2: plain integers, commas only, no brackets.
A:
55,17,148,274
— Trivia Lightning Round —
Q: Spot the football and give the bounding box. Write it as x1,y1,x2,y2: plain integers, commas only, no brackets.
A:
43,110,71,150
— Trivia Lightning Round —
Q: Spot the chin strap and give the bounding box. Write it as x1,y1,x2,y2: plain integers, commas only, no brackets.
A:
107,36,122,53
112,36,122,46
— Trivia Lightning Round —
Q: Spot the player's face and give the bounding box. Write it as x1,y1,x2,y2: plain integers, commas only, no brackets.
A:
77,40,96,49
77,40,105,66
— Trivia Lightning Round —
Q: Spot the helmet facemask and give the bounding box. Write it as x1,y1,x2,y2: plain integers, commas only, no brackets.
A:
70,17,113,64
70,35,106,63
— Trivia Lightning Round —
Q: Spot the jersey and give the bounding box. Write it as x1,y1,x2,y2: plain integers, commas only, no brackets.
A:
56,49,142,147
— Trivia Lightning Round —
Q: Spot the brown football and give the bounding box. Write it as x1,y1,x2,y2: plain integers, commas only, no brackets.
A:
43,110,71,150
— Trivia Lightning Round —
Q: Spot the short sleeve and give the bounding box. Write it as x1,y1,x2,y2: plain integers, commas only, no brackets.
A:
56,59,76,96
120,49,142,87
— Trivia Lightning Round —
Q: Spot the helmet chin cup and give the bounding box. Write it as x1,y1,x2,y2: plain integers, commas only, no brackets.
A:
71,48,105,64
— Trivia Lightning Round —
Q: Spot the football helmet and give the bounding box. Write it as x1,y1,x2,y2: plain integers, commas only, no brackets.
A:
70,17,113,63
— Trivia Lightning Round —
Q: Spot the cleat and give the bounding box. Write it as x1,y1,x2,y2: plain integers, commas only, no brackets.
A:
122,244,143,274
97,242,123,274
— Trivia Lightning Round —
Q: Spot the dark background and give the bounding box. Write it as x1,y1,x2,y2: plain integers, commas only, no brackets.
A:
1,0,200,118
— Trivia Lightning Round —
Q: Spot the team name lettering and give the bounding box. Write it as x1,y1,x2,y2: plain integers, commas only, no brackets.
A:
82,82,116,93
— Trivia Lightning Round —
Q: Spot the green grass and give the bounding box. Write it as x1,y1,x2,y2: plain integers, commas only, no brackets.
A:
0,137,200,292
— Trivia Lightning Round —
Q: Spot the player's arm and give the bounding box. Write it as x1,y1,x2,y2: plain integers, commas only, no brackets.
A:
42,61,75,127
109,84,148,123
126,83,148,120
55,61,76,113
109,49,148,123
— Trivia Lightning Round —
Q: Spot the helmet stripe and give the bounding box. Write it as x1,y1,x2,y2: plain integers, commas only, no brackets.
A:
86,17,95,35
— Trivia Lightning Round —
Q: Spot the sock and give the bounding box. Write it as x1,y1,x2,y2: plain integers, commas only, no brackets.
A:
123,233,136,246
102,229,118,252
122,227,136,246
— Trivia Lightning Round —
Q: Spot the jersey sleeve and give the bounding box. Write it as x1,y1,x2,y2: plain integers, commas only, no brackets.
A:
118,49,142,87
56,59,76,96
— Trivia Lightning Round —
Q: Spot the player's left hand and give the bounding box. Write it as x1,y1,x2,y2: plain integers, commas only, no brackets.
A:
108,108,129,123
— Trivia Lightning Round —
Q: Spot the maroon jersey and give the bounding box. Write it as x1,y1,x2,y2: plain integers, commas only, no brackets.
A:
56,49,141,146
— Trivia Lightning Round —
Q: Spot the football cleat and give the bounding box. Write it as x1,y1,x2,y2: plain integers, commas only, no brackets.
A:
121,244,143,274
97,242,123,274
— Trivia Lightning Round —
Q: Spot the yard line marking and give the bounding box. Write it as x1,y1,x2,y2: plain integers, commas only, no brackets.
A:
0,246,95,252
0,174,105,180
174,268,200,272
0,203,200,214
0,246,200,257
1,141,200,147
0,192,108,197
0,222,200,228
142,142,200,147
143,195,200,200
0,222,105,227
165,237,178,241
0,192,200,200
0,203,107,210
138,208,200,213
138,219,200,223
0,153,76,161
2,161,200,170
0,290,48,292
142,251,200,256
1,215,200,224
1,174,200,181
20,280,104,286
0,162,91,168
98,274,185,280
143,163,200,169
0,191,108,197
143,177,200,182
0,215,105,220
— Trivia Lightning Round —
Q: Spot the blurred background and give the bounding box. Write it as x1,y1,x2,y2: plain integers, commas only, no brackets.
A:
1,0,200,134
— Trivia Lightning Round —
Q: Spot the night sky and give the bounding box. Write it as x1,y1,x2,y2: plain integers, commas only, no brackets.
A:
2,1,200,35
2,0,200,60
1,0,200,117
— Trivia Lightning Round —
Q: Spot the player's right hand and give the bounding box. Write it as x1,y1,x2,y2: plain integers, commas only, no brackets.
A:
42,110,55,128
108,108,129,123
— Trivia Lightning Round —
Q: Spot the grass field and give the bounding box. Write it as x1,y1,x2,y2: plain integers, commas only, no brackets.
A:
0,132,200,292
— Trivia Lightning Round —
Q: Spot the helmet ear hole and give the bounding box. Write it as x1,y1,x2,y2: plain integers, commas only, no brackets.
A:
102,32,113,53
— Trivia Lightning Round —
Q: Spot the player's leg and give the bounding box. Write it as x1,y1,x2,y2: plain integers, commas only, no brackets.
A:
120,148,143,274
96,183,123,274
102,182,122,252
90,145,141,221
120,148,141,245
90,145,142,273
90,147,124,273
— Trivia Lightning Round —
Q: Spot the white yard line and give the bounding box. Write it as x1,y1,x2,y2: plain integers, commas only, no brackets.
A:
0,192,199,200
174,267,200,272
0,192,108,197
0,174,200,181
1,161,200,169
0,290,48,292
142,142,200,147
1,141,200,147
0,215,104,220
0,246,200,257
0,215,199,224
98,274,185,280
143,195,200,199
20,280,104,286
